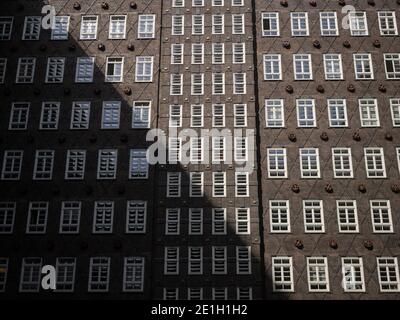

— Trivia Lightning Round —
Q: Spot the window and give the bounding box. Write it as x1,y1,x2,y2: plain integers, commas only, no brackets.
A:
172,15,184,35
16,57,36,83
70,101,90,129
212,208,226,235
232,14,244,34
51,16,70,40
232,43,245,64
272,257,293,292
300,148,320,178
192,15,204,35
190,172,204,197
9,102,30,130
328,99,348,127
377,258,400,292
233,73,246,94
265,99,284,127
169,138,182,163
189,208,203,235
40,102,60,130
234,104,247,127
126,201,147,233
123,257,145,292
188,247,203,275
212,246,227,275
0,58,6,83
370,200,393,233
236,247,251,275
342,257,365,292
135,56,153,82
170,74,183,95
213,172,226,197
214,289,227,301
193,0,204,7
173,0,184,7
212,104,225,127
93,201,114,234
164,247,179,275
171,44,184,64
212,73,225,94
212,0,224,6
293,54,313,80
138,14,155,39
236,208,250,235
189,138,203,163
212,137,225,163
97,149,118,179
320,12,338,36
267,148,287,178
59,201,81,234
0,202,15,234
263,54,281,80
212,14,224,34
323,54,343,80
88,257,110,292
354,54,374,79
1,150,23,180
212,43,225,64
165,208,180,235
75,57,94,82
65,150,86,180
291,12,309,36
164,288,179,300
33,150,54,180
237,288,252,300
105,57,124,82
235,172,249,197
234,138,248,163
129,149,148,179
364,148,386,178
390,98,400,126
45,57,65,83
378,12,398,36
269,200,290,233
358,99,380,127
332,148,353,178
262,12,279,36
22,16,41,40
0,17,13,40
384,53,400,79
188,288,203,300
26,202,48,234
337,200,359,233
132,101,151,129
109,15,126,39
296,99,316,127
167,172,181,197
303,200,325,233
349,11,368,36
307,257,330,292
191,74,204,95
80,16,98,40
102,101,121,129
191,104,204,127
55,258,76,292
0,258,8,292
19,258,42,292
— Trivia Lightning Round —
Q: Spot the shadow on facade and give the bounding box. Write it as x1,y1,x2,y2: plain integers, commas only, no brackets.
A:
0,0,288,300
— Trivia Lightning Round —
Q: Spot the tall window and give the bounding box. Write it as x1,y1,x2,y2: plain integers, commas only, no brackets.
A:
291,12,309,36
188,247,203,275
303,200,325,233
376,257,400,292
378,11,398,36
332,148,353,178
172,15,184,35
102,101,121,129
0,58,6,83
263,54,281,80
233,73,246,94
165,208,180,235
1,150,23,180
299,148,320,178
88,257,110,292
40,102,60,130
266,99,284,127
105,57,124,82
70,101,91,129
93,201,114,234
213,172,226,197
109,15,126,39
323,54,343,80
212,14,224,34
167,172,181,197
307,257,330,292
293,54,313,80
384,54,400,79
212,208,226,235
267,148,287,178
97,149,118,179
337,200,359,233
341,257,365,292
26,202,48,234
236,247,251,275
232,14,244,34
370,200,393,233
320,12,338,36
262,12,279,36
9,102,30,130
132,101,151,129
123,257,145,292
0,17,13,40
272,257,294,292
164,247,179,275
328,99,348,127
22,16,41,40
51,16,70,40
16,57,36,83
192,15,204,35
359,99,379,127
354,54,374,79
80,16,98,40
126,201,147,233
55,258,76,292
45,57,65,83
296,99,316,127
19,258,42,292
212,246,227,275
129,149,148,179
364,148,386,178
75,57,94,82
189,208,203,235
390,98,400,127
171,44,184,64
59,201,81,234
138,15,155,39
33,150,54,180
349,11,368,36
0,202,15,234
269,200,290,233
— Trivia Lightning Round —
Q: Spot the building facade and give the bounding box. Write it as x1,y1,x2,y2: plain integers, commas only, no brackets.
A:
0,0,399,299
